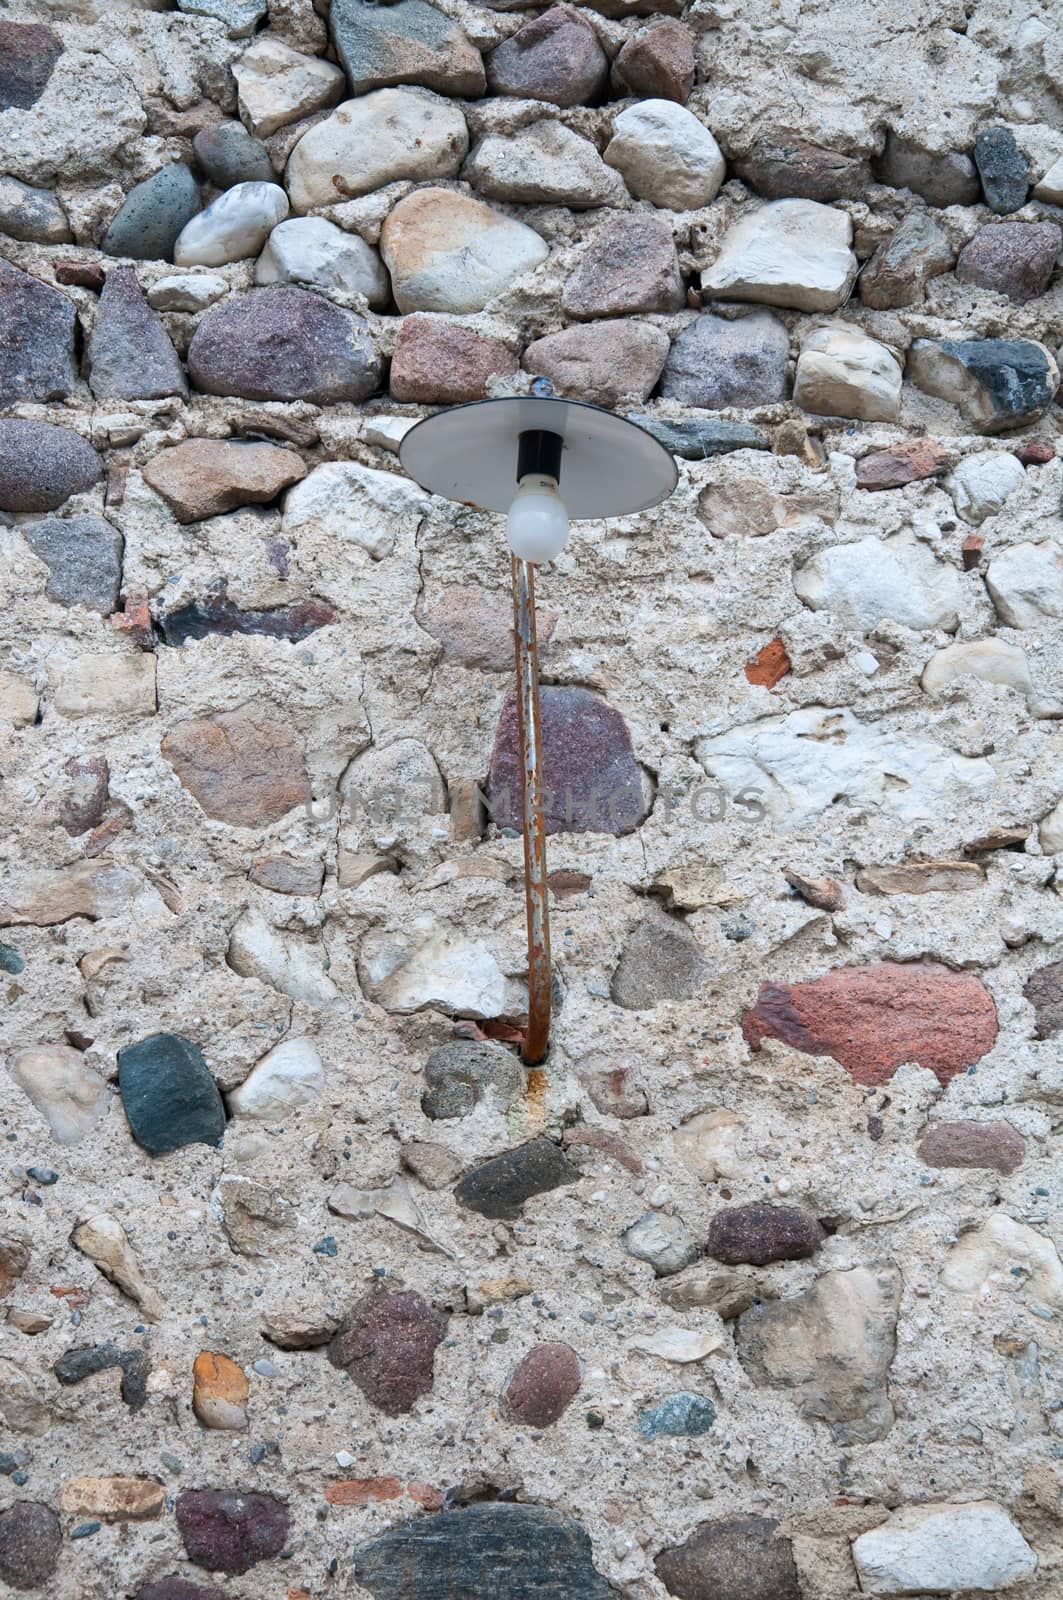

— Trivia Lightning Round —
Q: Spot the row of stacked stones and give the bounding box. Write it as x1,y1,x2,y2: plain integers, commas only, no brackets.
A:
1,0,1062,1596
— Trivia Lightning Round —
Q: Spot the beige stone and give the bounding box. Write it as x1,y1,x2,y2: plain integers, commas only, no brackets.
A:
142,438,306,523
59,1476,165,1520
855,861,985,895
51,654,156,719
0,861,162,927
379,186,548,313
674,1109,743,1181
233,35,345,138
0,668,39,726
287,90,468,212
7,1045,110,1144
794,326,902,422
70,1213,164,1321
162,705,310,827
702,199,858,312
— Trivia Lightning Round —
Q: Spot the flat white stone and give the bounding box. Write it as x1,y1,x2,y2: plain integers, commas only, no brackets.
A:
227,908,343,1008
7,1045,110,1144
174,182,289,267
942,1213,1063,1308
629,1322,727,1362
794,531,964,631
233,35,345,139
1040,796,1063,853
363,415,414,452
358,919,524,1017
282,461,428,562
852,1501,1037,1595
947,450,1026,525
466,119,627,210
604,99,724,210
1033,153,1063,203
702,199,858,312
286,90,468,213
986,538,1063,627
147,273,229,311
674,1110,743,1182
380,186,549,314
794,325,902,422
51,653,157,719
228,1038,325,1118
255,216,389,306
697,705,995,830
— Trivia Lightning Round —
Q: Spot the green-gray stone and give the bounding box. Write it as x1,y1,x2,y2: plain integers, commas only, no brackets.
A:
354,1504,618,1598
627,414,770,460
101,164,200,263
0,941,24,975
637,1392,716,1438
330,0,485,97
118,1032,225,1155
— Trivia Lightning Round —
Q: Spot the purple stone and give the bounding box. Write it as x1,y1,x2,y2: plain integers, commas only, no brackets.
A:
0,259,77,408
706,1204,825,1266
188,286,381,404
88,267,187,401
0,1502,62,1591
175,1489,288,1575
329,1290,446,1416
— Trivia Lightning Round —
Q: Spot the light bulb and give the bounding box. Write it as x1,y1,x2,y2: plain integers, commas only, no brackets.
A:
506,473,570,564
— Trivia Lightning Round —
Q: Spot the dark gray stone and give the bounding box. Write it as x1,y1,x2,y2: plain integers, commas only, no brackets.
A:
956,221,1062,303
0,21,62,111
421,1040,525,1119
611,912,711,1010
974,125,1029,214
706,1203,825,1266
118,1032,226,1155
158,590,334,646
88,266,187,401
20,515,122,613
656,1515,800,1600
193,123,274,188
354,1504,617,1599
187,287,381,404
330,0,486,97
0,259,77,408
0,942,24,976
454,1138,579,1219
628,414,770,458
660,311,790,408
101,164,200,262
0,176,70,244
177,0,267,36
907,337,1060,433
0,420,103,513
53,1342,150,1410
875,132,980,208
734,133,871,201
0,1502,62,1592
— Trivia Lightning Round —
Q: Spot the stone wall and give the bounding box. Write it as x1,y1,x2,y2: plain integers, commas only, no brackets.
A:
1,0,1063,1595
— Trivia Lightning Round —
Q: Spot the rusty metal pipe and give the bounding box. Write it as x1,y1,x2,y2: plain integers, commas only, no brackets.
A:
511,553,552,1066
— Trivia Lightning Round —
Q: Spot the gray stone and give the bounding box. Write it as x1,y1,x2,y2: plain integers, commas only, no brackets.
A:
907,336,1059,433
955,220,1062,303
734,132,871,201
193,123,274,188
20,516,123,613
1025,958,1063,1038
101,164,200,263
858,212,953,309
0,259,77,408
88,267,187,401
355,1505,617,1599
188,286,381,403
330,0,486,98
656,1515,800,1600
421,1041,525,1119
0,420,102,513
118,1032,226,1156
917,1120,1026,1174
622,1210,698,1276
736,1266,900,1443
454,1139,579,1219
611,911,711,1009
177,0,267,37
875,132,980,207
0,176,70,243
628,414,770,458
562,214,684,319
974,125,1029,214
660,311,789,408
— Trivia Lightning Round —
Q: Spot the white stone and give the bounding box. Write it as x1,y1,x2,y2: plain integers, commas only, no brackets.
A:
920,638,1058,717
255,216,389,307
701,199,858,312
51,654,157,719
286,90,468,213
227,907,343,1008
7,1045,110,1144
177,0,266,37
674,1110,743,1182
228,1038,325,1118
71,1213,164,1321
794,532,964,631
604,100,724,210
986,539,1063,627
363,416,415,452
629,1322,727,1362
233,35,346,139
329,1175,454,1256
358,918,524,1017
282,461,429,562
1040,797,1063,854
380,186,549,314
697,705,994,831
174,182,289,267
147,273,228,312
1033,153,1063,203
466,119,627,210
0,668,38,726
941,1213,1063,1309
852,1502,1037,1595
947,450,1026,525
794,326,902,422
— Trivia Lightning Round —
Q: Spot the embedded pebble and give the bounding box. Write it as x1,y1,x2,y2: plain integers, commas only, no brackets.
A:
255,216,389,306
88,267,187,401
286,90,468,213
101,164,200,262
380,186,548,312
328,1290,446,1415
0,420,102,513
176,1489,289,1575
604,99,724,210
701,198,858,311
622,1210,698,1276
188,286,381,403
706,1203,824,1266
193,122,274,188
661,310,788,408
637,1391,716,1439
174,182,289,267
486,7,607,107
503,1341,581,1426
118,1033,226,1155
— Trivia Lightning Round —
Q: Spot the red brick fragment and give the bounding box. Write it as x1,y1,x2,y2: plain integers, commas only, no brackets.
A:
54,260,105,291
961,533,984,570
407,1480,445,1511
324,1477,403,1507
745,638,791,688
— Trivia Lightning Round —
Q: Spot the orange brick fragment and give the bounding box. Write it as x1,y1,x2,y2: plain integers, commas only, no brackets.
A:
407,1480,445,1511
324,1476,403,1507
745,637,791,688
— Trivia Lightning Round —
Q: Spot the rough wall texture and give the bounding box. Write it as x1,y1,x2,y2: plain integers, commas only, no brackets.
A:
1,0,1063,1597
